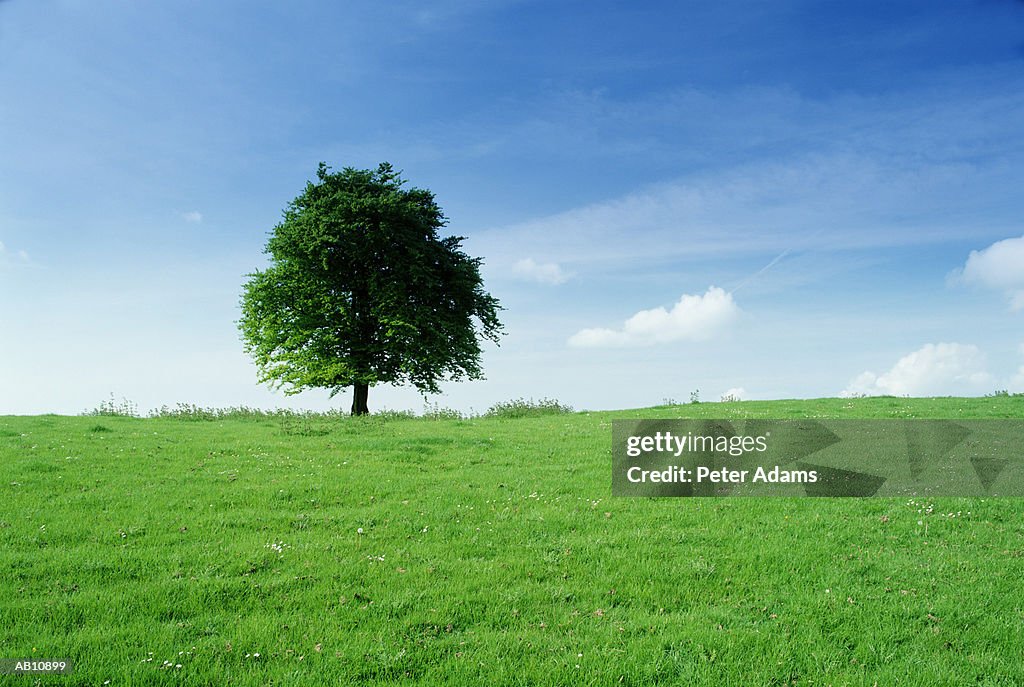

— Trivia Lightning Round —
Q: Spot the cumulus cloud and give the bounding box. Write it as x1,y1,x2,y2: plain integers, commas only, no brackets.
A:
512,258,570,285
568,286,739,348
954,234,1024,310
841,343,994,397
182,211,203,224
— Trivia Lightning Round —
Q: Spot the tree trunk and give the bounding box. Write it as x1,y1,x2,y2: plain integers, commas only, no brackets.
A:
351,383,369,416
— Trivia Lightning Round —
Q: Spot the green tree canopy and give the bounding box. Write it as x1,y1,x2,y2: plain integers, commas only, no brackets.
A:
239,162,503,415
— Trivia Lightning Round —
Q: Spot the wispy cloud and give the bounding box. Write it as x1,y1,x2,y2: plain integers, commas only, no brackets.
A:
952,234,1024,310
476,151,1009,279
568,286,738,348
0,240,31,267
182,211,203,224
841,343,994,397
512,258,570,285
450,68,1024,284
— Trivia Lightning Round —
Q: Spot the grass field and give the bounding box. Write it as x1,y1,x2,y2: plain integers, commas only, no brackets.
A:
2,396,1023,685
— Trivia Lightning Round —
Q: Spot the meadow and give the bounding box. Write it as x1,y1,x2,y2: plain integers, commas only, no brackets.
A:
1,396,1023,685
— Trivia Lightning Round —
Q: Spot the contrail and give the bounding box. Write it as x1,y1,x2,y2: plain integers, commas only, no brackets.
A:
729,247,793,295
728,226,827,295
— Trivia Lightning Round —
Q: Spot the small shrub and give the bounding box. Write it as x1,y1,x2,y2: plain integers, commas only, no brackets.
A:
150,403,224,421
483,398,573,419
689,389,700,404
83,394,139,418
421,400,464,420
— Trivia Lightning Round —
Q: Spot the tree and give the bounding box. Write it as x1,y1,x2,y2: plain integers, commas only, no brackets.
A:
239,162,503,415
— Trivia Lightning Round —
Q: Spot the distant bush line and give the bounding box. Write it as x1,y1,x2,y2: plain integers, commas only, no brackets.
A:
81,395,575,422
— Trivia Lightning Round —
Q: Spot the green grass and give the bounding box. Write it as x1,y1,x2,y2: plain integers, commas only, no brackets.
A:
2,396,1023,685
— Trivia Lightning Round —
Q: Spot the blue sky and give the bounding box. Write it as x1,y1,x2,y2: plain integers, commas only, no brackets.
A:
2,0,1024,414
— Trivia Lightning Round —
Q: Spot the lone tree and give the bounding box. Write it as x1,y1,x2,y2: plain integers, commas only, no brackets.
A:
239,162,503,415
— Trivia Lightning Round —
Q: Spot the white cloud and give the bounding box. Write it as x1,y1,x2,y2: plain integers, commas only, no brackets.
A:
0,240,31,266
841,343,994,397
568,286,739,348
954,234,1024,310
720,387,746,401
1011,343,1024,392
475,151,1003,279
512,258,570,285
182,211,203,224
